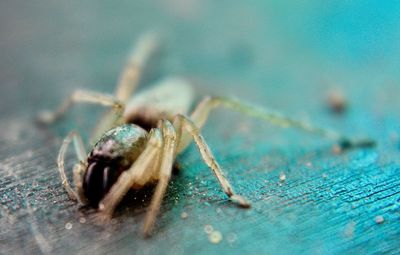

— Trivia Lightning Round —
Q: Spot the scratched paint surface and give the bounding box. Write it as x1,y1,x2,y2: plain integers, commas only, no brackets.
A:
1,1,400,255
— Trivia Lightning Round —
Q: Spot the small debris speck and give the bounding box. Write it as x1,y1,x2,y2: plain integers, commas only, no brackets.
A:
180,212,188,219
279,173,286,182
208,231,223,244
344,221,355,238
332,144,342,154
204,224,213,234
79,217,86,224
322,173,328,179
327,89,347,114
238,122,251,133
65,222,73,230
100,232,111,240
375,215,384,224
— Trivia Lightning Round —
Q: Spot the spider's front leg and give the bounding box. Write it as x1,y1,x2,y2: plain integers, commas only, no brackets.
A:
142,120,177,237
57,131,88,204
174,114,251,208
97,129,163,221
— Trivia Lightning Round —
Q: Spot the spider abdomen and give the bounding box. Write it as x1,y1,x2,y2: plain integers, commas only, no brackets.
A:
83,124,148,205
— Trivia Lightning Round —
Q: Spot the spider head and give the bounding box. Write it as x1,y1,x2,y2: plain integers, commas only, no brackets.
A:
82,124,148,205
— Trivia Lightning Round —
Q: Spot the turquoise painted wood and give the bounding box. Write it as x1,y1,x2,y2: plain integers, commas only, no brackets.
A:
0,1,399,254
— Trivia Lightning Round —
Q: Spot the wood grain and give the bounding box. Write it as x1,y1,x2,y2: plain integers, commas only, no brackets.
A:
1,1,399,254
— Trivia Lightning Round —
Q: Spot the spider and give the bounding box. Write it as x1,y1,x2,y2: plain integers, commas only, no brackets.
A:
38,33,375,237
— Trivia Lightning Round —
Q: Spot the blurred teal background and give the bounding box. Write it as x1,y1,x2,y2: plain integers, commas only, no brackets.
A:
0,1,399,255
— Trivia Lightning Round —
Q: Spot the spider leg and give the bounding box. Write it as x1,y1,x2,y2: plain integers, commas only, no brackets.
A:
37,90,124,126
57,131,88,203
177,96,375,152
173,114,250,208
93,33,159,141
73,162,88,205
37,89,125,143
142,120,176,237
97,128,163,220
115,32,159,103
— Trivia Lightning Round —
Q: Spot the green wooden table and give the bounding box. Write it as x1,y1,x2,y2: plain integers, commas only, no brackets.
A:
1,1,399,254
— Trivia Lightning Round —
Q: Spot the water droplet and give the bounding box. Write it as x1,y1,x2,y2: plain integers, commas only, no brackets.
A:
209,231,222,244
181,212,188,219
204,224,213,234
375,215,384,224
65,222,73,230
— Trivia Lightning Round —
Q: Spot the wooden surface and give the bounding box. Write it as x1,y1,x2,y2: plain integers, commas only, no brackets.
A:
1,1,400,254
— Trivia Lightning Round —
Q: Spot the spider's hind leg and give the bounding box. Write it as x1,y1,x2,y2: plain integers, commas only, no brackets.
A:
177,96,375,153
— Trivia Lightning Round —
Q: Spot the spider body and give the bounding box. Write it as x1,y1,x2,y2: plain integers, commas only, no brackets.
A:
38,33,374,237
83,79,195,206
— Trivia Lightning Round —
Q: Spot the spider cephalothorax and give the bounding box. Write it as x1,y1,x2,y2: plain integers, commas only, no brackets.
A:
83,124,148,205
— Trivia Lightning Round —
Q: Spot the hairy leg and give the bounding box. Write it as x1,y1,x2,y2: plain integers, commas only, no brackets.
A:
73,162,88,204
37,90,124,125
177,96,375,152
115,33,159,103
93,33,159,141
142,120,177,237
38,33,158,125
174,114,250,208
57,131,87,202
97,128,163,219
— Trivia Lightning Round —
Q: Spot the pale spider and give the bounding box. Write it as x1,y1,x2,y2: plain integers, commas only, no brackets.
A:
38,34,374,237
